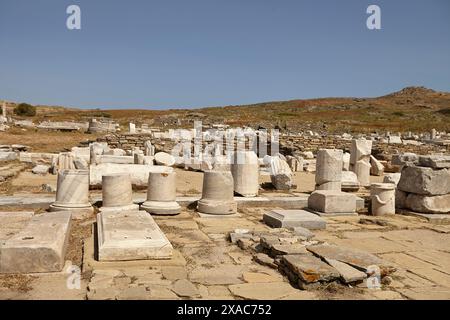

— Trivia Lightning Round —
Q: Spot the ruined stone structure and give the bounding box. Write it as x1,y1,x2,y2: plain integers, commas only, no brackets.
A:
141,171,181,215
397,156,450,214
315,149,343,191
99,174,139,212
370,183,396,216
231,151,259,197
350,139,372,188
197,171,237,215
49,169,93,219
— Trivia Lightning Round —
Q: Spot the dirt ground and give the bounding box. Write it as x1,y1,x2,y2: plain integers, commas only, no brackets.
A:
0,127,98,153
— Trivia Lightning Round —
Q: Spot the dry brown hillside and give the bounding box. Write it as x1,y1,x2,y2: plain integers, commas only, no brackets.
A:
3,86,450,133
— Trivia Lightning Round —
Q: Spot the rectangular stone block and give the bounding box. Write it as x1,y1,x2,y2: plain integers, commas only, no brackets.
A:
263,209,326,230
324,258,367,284
308,190,356,214
419,155,450,169
0,151,17,162
89,163,171,186
307,244,395,276
98,155,134,164
0,211,72,273
281,254,340,284
97,210,173,261
398,166,450,196
405,193,450,214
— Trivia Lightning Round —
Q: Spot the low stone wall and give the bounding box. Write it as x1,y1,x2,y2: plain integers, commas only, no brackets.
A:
94,133,449,158
280,136,450,156
95,133,155,151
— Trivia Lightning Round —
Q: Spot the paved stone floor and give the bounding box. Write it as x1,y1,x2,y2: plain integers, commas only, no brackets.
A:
1,204,449,300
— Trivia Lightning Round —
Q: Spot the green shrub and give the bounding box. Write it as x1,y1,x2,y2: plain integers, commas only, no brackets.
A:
14,103,36,116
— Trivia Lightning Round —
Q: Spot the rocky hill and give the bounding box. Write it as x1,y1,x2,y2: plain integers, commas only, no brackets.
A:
3,86,450,133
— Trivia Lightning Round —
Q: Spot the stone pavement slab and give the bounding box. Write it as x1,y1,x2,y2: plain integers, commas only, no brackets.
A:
228,282,300,300
263,209,326,230
306,244,394,275
97,210,173,261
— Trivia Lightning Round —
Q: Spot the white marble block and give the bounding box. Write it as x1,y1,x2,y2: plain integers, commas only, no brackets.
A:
0,211,72,273
231,151,259,197
97,210,173,261
308,190,357,214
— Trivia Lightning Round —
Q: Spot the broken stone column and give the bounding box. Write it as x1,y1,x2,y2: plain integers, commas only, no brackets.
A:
315,149,343,191
1,102,6,118
231,151,259,197
129,122,136,134
350,138,372,187
370,155,385,176
197,171,237,215
144,140,155,156
141,171,181,215
431,128,437,140
370,183,396,216
52,152,76,174
342,152,350,171
89,143,103,165
100,174,139,212
49,169,94,219
286,155,303,172
269,156,293,190
134,153,144,165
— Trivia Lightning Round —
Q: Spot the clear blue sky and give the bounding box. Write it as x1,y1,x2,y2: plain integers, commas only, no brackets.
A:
1,0,449,109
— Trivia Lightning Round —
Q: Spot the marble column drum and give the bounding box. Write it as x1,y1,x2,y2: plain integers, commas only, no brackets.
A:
371,183,396,216
49,169,94,219
350,139,372,187
99,174,139,213
141,171,181,215
197,171,237,215
315,149,343,191
231,151,259,197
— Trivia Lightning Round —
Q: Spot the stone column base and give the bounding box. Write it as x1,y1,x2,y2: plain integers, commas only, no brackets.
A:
141,201,181,215
197,199,237,215
49,203,94,220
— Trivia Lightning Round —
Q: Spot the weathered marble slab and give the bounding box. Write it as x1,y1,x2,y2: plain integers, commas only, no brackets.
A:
0,211,71,273
308,190,356,214
97,210,173,261
263,209,326,230
0,211,34,240
405,193,450,214
398,166,450,196
418,155,450,169
306,244,395,276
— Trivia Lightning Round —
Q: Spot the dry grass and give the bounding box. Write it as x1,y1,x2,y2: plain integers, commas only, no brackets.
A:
0,274,36,293
0,127,99,153
3,86,450,134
